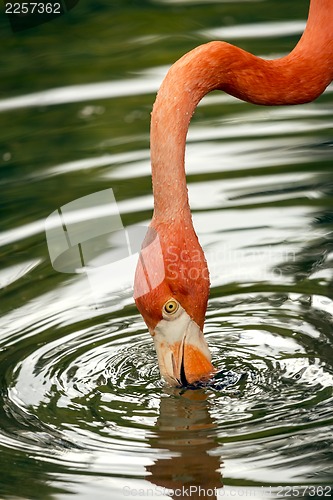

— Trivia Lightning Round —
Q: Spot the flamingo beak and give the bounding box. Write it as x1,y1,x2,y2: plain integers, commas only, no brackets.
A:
151,312,215,386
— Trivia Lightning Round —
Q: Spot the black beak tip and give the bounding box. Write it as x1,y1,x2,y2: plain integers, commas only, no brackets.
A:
179,357,188,386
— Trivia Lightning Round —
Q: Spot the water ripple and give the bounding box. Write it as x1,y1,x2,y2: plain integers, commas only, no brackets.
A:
1,289,332,486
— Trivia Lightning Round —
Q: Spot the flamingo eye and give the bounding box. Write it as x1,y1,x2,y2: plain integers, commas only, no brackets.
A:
163,299,179,315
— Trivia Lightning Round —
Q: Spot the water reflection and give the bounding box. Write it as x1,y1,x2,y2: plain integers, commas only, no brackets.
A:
147,389,222,499
276,169,333,297
0,445,69,499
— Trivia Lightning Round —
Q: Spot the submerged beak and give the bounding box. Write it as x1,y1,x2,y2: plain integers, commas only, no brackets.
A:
152,312,215,386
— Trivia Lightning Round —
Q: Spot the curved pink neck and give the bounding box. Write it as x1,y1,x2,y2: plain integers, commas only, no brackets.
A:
151,0,333,221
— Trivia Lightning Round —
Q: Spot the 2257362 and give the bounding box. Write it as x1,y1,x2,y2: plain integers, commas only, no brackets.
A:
5,2,61,14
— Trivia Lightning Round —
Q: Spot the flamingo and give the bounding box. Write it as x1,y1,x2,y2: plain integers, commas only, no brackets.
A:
134,0,333,387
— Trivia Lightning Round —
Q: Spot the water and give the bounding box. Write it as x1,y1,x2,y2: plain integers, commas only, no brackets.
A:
1,1,333,499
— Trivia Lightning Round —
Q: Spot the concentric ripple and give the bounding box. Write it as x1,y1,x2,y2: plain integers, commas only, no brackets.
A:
1,317,162,466
1,289,333,494
204,292,333,487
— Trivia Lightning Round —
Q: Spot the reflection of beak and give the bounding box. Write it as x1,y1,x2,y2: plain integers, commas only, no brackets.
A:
152,314,215,386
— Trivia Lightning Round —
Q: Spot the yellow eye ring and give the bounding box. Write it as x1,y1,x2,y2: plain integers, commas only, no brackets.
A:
163,299,179,315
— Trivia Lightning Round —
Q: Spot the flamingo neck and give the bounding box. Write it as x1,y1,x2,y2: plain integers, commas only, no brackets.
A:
151,0,333,221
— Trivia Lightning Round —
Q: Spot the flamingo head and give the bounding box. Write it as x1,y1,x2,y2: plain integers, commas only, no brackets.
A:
134,220,215,386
